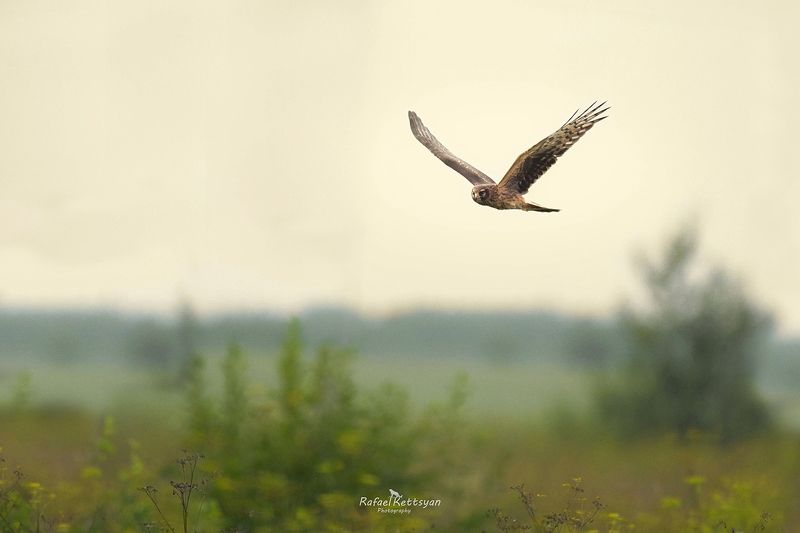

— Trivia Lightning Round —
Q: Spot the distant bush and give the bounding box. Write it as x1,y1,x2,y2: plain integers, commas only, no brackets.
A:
564,318,624,368
126,319,178,370
597,225,771,441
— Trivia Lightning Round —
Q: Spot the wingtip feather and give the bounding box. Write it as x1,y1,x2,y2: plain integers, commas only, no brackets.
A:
575,101,610,124
408,110,426,137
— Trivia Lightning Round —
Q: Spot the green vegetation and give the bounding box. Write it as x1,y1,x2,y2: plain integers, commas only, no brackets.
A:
1,317,797,531
598,226,772,441
1,228,799,531
181,320,469,531
487,469,779,532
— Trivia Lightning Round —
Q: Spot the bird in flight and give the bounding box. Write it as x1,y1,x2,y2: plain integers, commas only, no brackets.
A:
408,102,608,212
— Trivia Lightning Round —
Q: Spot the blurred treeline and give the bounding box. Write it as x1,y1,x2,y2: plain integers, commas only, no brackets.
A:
1,299,797,381
0,306,621,366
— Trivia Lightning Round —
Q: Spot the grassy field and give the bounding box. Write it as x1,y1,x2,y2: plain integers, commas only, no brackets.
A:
4,348,798,428
1,345,798,532
0,353,596,420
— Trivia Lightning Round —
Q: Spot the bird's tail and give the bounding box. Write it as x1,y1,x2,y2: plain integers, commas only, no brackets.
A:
524,202,560,213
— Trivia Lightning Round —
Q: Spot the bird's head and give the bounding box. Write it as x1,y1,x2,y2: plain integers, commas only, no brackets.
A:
471,185,492,205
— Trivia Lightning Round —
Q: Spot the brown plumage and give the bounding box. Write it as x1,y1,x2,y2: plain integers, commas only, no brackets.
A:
408,102,609,212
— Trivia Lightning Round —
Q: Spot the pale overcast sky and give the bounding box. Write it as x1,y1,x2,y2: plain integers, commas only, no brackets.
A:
1,1,799,333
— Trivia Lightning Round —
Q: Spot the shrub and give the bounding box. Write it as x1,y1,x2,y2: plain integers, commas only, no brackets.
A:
185,319,466,531
598,225,771,441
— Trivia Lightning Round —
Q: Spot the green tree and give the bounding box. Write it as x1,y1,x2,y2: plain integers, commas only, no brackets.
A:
599,225,772,441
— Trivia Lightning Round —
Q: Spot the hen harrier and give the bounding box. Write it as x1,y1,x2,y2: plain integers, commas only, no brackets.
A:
408,102,608,212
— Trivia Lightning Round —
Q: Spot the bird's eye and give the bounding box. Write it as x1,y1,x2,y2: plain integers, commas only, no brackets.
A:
479,190,487,198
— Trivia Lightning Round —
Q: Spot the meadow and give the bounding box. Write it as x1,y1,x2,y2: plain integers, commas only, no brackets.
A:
3,230,800,531
1,319,799,532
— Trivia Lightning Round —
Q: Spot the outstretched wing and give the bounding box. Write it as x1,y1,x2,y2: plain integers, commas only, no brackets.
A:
408,111,495,186
497,102,609,195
